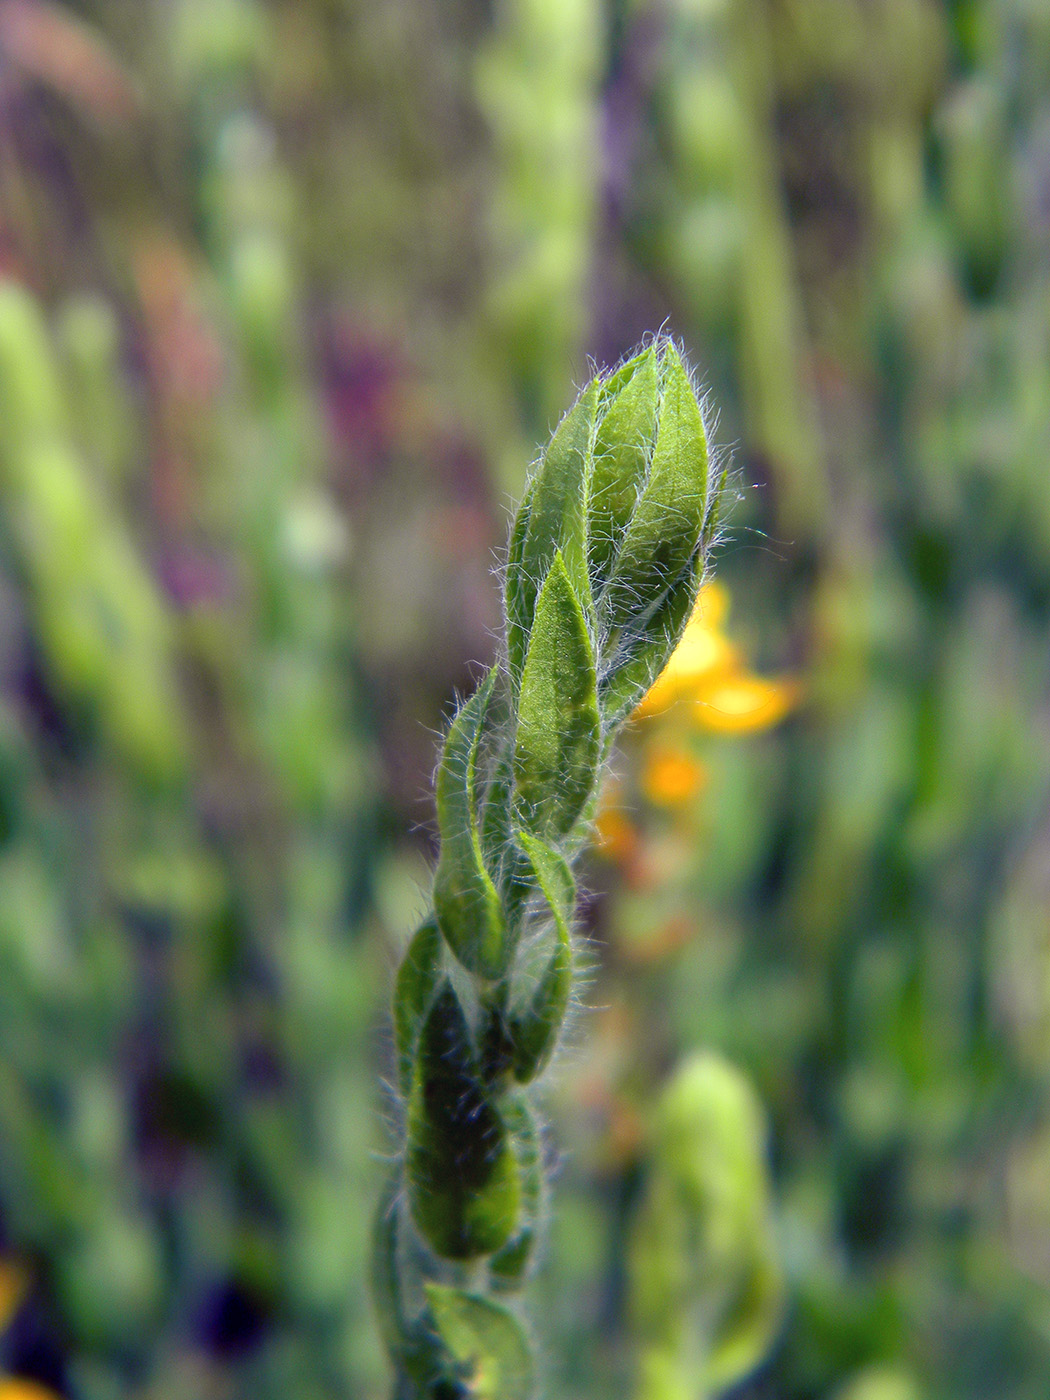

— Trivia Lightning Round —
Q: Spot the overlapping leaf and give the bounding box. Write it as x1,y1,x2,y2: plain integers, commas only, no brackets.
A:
424,1284,534,1400
513,552,600,838
506,381,598,677
507,830,575,1083
433,668,508,979
407,984,521,1260
603,345,710,633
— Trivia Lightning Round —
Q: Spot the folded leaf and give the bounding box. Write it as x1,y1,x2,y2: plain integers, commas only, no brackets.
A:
508,831,575,1083
589,347,658,591
598,554,704,728
434,668,509,979
407,985,521,1259
424,1284,534,1400
504,476,535,676
479,748,531,929
604,345,710,632
394,918,444,1098
506,380,599,677
490,1093,545,1290
371,1179,454,1396
513,552,600,838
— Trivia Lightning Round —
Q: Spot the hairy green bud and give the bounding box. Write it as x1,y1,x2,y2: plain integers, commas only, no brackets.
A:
374,338,720,1398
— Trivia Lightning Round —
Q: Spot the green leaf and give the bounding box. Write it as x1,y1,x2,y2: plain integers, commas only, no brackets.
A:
479,746,514,864
513,552,600,838
506,380,599,677
479,747,530,927
394,918,444,1098
603,344,709,632
598,554,703,729
504,476,535,678
489,1093,544,1289
424,1285,534,1400
588,348,658,590
507,831,575,1083
433,668,509,979
407,985,521,1260
517,825,575,919
371,1179,452,1394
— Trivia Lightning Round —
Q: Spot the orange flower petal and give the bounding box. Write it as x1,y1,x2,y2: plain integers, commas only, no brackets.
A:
641,747,707,807
617,913,696,965
593,806,640,865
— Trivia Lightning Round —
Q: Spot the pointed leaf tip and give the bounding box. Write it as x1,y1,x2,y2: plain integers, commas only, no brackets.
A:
506,380,599,677
394,918,443,1098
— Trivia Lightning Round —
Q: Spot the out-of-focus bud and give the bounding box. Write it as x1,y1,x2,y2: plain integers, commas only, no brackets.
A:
628,1052,783,1399
170,0,265,88
668,74,744,194
833,1368,923,1400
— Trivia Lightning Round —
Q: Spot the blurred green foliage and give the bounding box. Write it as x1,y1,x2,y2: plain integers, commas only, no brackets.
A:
0,1,1047,1398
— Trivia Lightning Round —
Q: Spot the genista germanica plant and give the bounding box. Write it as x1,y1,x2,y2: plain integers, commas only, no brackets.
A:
372,338,724,1400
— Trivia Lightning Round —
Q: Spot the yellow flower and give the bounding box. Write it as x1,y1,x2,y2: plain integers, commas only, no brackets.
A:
634,580,800,735
691,577,730,631
693,673,801,735
592,580,800,848
633,582,738,719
